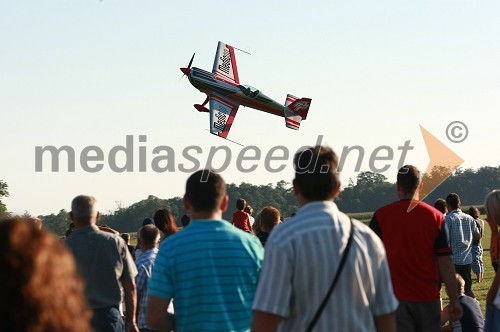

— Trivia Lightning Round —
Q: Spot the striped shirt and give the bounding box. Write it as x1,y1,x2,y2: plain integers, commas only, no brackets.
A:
148,219,264,332
445,209,479,265
252,201,398,332
135,248,158,330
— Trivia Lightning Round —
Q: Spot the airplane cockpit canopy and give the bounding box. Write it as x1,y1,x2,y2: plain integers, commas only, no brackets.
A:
239,85,260,98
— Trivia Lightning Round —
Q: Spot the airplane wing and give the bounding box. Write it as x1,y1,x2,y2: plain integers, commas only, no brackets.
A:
212,41,240,85
209,95,239,139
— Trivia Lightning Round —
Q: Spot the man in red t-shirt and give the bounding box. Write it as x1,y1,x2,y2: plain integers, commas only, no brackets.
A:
370,165,462,332
232,198,252,233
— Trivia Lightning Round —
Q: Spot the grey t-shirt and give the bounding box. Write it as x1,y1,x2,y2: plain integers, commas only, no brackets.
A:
66,225,138,309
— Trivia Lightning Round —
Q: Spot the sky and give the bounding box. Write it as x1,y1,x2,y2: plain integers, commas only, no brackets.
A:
0,0,499,215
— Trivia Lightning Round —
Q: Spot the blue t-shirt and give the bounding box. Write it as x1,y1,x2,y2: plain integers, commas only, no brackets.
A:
148,219,264,332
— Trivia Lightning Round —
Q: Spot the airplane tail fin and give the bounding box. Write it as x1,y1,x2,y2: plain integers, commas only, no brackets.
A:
284,94,311,130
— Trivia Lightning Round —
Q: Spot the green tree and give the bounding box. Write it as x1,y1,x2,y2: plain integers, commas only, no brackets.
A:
41,209,70,236
0,180,9,218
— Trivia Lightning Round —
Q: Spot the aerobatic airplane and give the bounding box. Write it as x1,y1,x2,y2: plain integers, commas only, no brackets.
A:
180,41,312,139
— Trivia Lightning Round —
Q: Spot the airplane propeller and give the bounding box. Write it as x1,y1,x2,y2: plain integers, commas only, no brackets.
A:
180,53,195,77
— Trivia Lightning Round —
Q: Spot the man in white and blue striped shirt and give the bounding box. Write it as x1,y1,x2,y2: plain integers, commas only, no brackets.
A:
135,225,160,332
251,146,399,332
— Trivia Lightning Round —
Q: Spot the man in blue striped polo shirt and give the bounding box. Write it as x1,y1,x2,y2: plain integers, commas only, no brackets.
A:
147,170,264,332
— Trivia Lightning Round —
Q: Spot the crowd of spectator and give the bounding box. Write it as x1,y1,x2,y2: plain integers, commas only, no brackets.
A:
1,145,500,332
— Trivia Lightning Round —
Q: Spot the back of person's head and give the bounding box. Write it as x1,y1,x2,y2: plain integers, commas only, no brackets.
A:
244,205,253,215
185,170,227,212
139,224,160,247
71,195,98,224
446,193,461,210
252,217,261,234
434,198,447,214
455,273,465,295
121,233,130,243
180,214,190,228
396,165,421,196
485,189,500,225
0,217,91,331
468,206,480,220
28,217,42,229
153,209,178,237
259,206,281,232
142,217,155,226
236,198,246,211
293,146,340,201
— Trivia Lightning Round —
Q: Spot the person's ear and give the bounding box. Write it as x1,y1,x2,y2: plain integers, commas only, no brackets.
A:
220,195,229,212
69,211,74,222
417,181,424,193
332,182,341,199
96,211,100,222
292,179,299,196
183,195,191,212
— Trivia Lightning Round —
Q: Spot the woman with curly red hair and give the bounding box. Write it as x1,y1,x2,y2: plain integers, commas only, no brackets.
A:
0,217,91,331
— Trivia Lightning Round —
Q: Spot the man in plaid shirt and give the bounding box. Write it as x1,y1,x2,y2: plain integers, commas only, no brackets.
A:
445,193,480,298
135,225,161,332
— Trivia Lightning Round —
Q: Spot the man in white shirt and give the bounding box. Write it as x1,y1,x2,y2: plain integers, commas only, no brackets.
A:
251,146,399,332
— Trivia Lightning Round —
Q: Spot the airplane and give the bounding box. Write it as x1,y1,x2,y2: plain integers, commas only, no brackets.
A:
180,41,312,139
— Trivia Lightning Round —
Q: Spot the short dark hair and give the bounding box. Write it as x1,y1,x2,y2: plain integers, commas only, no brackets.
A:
185,170,226,212
120,233,130,243
236,198,246,211
244,205,253,215
180,214,190,227
293,146,340,201
434,198,447,214
446,193,461,210
397,165,421,195
468,206,480,219
139,225,160,246
259,206,280,231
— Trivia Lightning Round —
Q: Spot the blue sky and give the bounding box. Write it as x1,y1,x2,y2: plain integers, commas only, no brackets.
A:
1,0,499,215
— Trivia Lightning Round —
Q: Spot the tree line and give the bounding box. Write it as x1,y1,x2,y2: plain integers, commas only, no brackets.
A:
2,166,499,235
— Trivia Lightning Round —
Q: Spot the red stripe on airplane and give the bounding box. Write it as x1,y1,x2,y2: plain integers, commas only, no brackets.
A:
286,118,301,126
220,105,238,138
228,45,240,84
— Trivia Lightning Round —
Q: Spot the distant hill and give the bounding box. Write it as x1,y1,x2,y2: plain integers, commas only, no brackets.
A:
39,166,500,235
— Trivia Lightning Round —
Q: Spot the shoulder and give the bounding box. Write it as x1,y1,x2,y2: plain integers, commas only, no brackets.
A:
351,218,386,252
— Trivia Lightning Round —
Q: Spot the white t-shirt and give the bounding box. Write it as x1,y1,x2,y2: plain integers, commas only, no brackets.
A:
252,201,399,332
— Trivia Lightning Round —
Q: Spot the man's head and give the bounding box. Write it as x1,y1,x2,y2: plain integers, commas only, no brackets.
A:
293,146,340,203
183,170,228,217
259,206,281,233
138,224,160,250
70,195,99,226
244,205,253,216
468,206,480,220
446,193,461,211
396,165,421,199
455,273,465,295
434,198,447,215
120,233,130,244
236,198,246,211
